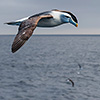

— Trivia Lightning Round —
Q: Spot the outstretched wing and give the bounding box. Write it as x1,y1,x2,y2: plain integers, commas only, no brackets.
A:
68,78,74,87
12,14,53,53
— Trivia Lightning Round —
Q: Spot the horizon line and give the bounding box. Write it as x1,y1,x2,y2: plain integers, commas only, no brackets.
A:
1,34,100,36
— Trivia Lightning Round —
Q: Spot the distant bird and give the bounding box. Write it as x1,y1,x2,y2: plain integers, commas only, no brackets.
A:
78,63,82,69
5,9,78,53
67,78,74,87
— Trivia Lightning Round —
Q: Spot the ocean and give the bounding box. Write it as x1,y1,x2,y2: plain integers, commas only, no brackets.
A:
0,35,100,100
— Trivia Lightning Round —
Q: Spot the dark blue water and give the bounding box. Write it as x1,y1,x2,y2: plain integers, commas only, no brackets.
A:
0,35,100,100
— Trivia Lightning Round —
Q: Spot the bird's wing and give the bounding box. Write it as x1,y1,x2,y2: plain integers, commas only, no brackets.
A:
68,78,74,87
12,14,53,53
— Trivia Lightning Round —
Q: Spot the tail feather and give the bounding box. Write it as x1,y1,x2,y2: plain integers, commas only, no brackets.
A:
4,21,21,26
5,16,29,26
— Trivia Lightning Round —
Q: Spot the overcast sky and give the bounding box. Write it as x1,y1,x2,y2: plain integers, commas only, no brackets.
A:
0,0,100,35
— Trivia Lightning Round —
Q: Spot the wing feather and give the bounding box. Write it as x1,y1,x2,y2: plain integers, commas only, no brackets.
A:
11,14,53,53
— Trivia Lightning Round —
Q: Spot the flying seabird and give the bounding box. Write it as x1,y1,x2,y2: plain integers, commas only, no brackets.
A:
5,9,78,53
78,63,82,69
67,78,74,87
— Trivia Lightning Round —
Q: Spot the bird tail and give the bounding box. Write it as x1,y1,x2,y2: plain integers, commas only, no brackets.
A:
4,21,21,26
5,17,29,26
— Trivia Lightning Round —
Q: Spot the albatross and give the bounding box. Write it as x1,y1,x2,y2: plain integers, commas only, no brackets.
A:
5,9,78,53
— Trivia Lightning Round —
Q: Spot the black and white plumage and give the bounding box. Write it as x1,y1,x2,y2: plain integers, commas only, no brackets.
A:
5,9,78,53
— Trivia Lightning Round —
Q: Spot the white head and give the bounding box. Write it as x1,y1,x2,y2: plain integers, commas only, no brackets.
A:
52,9,78,27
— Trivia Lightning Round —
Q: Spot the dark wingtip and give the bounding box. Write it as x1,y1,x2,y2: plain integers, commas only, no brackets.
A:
11,44,19,53
11,45,17,53
11,47,16,53
11,42,19,53
11,39,26,53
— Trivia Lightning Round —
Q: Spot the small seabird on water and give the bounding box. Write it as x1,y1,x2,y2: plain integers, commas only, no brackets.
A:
78,63,82,69
67,78,74,87
5,9,78,53
77,63,83,74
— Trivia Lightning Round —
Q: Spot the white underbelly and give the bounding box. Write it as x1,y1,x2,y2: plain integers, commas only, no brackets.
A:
37,18,63,27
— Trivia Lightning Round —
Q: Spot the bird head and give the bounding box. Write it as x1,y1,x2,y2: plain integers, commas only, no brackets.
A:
60,11,78,27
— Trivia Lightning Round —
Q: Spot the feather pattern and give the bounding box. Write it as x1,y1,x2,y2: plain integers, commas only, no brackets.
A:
5,9,78,53
12,15,53,53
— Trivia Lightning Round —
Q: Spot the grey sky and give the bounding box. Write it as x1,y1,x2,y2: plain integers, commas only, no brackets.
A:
0,0,100,35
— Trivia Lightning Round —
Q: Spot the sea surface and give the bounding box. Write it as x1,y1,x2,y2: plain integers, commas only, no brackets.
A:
0,35,100,100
